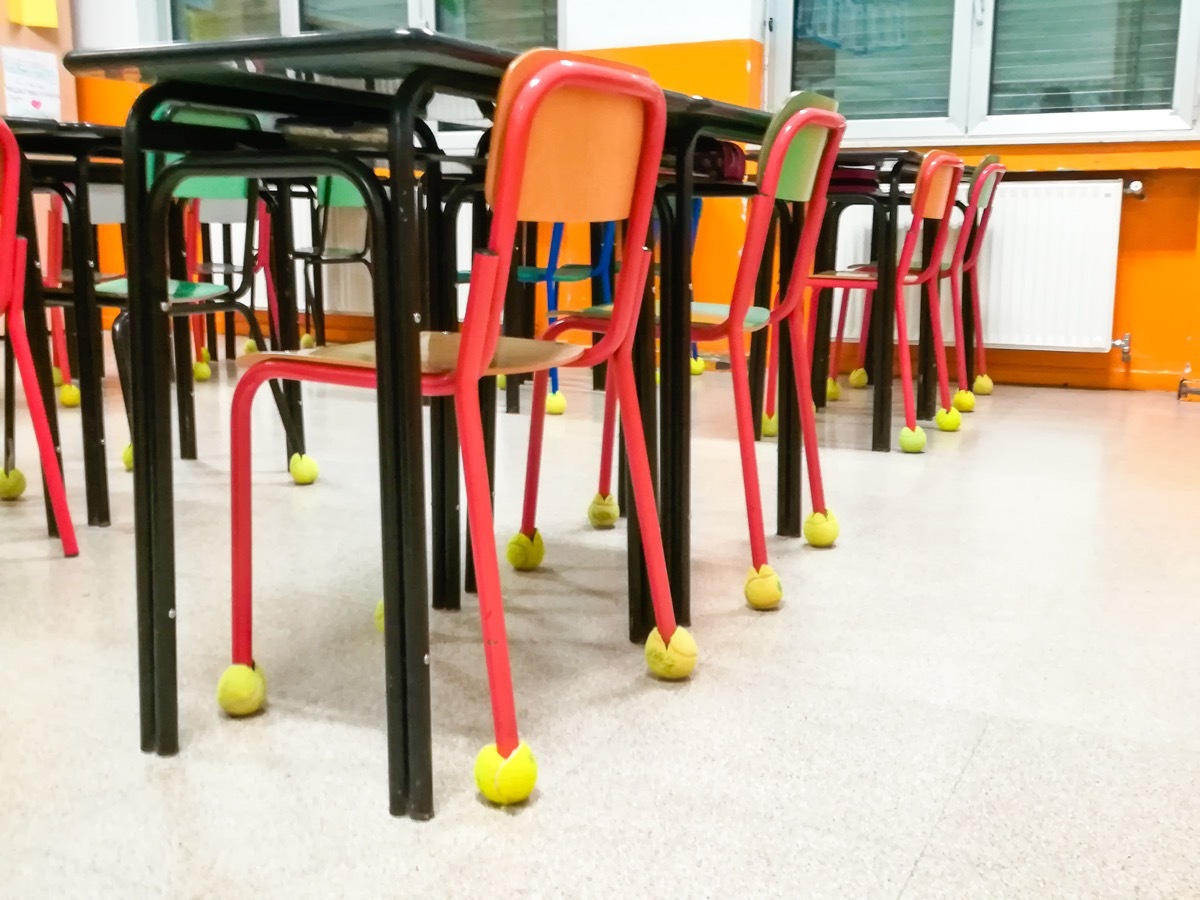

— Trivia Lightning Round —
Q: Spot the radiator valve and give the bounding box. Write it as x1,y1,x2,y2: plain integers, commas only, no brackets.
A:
1112,333,1132,363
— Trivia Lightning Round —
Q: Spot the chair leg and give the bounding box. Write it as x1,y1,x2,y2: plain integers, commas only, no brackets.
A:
728,335,779,610
830,288,850,382
969,267,992,393
7,261,77,557
589,364,620,528
763,323,779,435
510,369,549,571
894,280,924,451
545,282,564,413
948,271,975,413
785,310,838,548
854,289,874,376
217,368,267,717
925,278,960,432
611,349,696,679
234,303,308,471
457,383,535,806
50,306,72,387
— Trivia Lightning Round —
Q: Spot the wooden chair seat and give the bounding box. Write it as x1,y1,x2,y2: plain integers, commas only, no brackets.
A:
238,333,585,376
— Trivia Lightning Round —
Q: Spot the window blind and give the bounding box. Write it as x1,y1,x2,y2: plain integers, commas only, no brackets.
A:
990,0,1182,114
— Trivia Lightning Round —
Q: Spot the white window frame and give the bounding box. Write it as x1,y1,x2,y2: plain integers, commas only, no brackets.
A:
766,0,1200,146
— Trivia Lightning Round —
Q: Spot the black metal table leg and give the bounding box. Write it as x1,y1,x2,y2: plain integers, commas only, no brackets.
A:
871,193,899,452
775,204,802,537
660,136,697,627
68,160,112,526
810,214,837,410
269,181,305,461
917,220,936,420
590,221,607,391
962,266,976,385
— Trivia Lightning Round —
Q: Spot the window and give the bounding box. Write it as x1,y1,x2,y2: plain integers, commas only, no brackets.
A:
171,0,281,41
770,0,1200,144
300,1,406,31
435,0,557,51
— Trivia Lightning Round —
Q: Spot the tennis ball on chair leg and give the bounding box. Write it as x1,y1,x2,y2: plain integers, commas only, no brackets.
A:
644,626,698,679
243,338,258,355
201,347,211,364
496,374,507,390
952,389,975,413
0,467,27,500
803,510,839,548
899,426,927,454
973,373,994,395
587,493,620,529
121,443,134,472
848,367,869,389
935,406,962,432
474,741,537,806
690,356,706,376
300,333,316,350
506,530,545,571
192,360,212,382
289,453,319,485
825,377,842,401
761,412,778,437
58,383,81,408
216,663,266,717
744,564,783,610
545,391,566,415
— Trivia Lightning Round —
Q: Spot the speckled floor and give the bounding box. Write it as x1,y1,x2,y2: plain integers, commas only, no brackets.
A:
2,357,1199,898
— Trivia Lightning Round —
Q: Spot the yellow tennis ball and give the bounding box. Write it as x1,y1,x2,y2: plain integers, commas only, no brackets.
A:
899,425,926,454
545,391,566,415
825,377,842,401
803,510,839,548
952,389,975,413
935,406,962,432
201,347,211,364
288,453,319,485
243,339,258,355
474,741,537,806
300,333,316,350
644,626,698,679
587,493,620,529
761,412,778,437
216,663,266,717
506,530,545,571
192,360,212,382
690,356,706,376
121,443,134,472
973,373,994,395
0,467,26,500
496,374,507,390
744,564,783,610
58,384,81,408
848,367,869,389
374,599,385,633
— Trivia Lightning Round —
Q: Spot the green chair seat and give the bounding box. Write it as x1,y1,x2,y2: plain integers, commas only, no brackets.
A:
95,277,228,302
576,302,770,331
517,263,595,284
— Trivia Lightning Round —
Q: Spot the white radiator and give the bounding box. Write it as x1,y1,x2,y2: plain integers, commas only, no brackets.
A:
829,179,1124,351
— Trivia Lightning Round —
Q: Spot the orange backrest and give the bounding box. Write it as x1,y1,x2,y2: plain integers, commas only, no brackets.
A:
911,150,963,220
484,49,650,223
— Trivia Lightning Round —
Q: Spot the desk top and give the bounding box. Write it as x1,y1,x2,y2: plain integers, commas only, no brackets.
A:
6,117,125,159
65,29,770,145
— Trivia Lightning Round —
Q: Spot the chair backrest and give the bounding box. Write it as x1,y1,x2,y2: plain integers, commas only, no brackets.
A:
895,150,965,281
150,104,259,202
728,94,846,328
756,91,841,202
949,156,1006,271
0,120,23,319
456,50,665,383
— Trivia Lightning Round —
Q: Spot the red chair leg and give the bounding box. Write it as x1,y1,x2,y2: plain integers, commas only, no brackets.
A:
763,324,779,432
855,290,874,371
458,382,536,805
925,277,958,428
7,250,77,558
785,309,838,546
728,333,782,609
506,369,549,570
894,283,921,444
611,349,697,676
830,287,850,381
588,364,620,528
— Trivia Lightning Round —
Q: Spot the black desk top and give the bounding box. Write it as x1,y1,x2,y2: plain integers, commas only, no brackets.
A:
6,117,125,160
65,29,772,144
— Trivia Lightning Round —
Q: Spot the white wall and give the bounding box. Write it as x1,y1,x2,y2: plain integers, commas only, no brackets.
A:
562,0,759,50
71,0,164,48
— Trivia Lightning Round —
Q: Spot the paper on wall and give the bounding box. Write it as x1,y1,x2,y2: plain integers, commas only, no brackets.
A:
2,47,60,119
6,0,58,29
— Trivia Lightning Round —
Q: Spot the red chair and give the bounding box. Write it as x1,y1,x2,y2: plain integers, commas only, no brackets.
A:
557,91,846,609
820,151,965,452
0,121,78,555
216,50,684,807
943,157,1005,402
